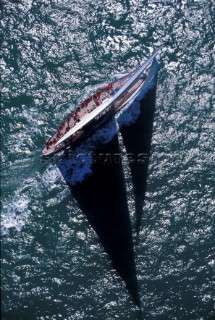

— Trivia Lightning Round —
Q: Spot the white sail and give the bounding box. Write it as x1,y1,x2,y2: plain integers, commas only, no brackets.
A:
54,46,162,147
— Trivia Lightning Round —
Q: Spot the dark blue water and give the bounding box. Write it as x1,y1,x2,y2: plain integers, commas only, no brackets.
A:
1,1,214,319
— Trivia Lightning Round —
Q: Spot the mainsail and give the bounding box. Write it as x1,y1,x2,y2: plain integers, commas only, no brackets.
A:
54,46,162,147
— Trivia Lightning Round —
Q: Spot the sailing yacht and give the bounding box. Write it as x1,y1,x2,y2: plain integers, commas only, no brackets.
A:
42,47,161,156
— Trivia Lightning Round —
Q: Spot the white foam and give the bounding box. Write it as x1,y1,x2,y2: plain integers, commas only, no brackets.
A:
1,194,31,235
1,162,68,235
41,164,64,190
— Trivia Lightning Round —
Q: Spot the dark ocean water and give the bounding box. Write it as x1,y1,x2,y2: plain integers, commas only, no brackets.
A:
1,1,215,319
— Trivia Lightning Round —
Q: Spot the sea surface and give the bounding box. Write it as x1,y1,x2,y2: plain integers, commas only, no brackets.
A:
1,1,215,319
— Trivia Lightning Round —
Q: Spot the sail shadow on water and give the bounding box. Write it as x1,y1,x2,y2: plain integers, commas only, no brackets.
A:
119,86,158,243
57,122,140,307
117,64,158,243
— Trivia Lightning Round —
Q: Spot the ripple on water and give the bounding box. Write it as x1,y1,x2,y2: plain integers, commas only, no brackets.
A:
1,0,215,319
